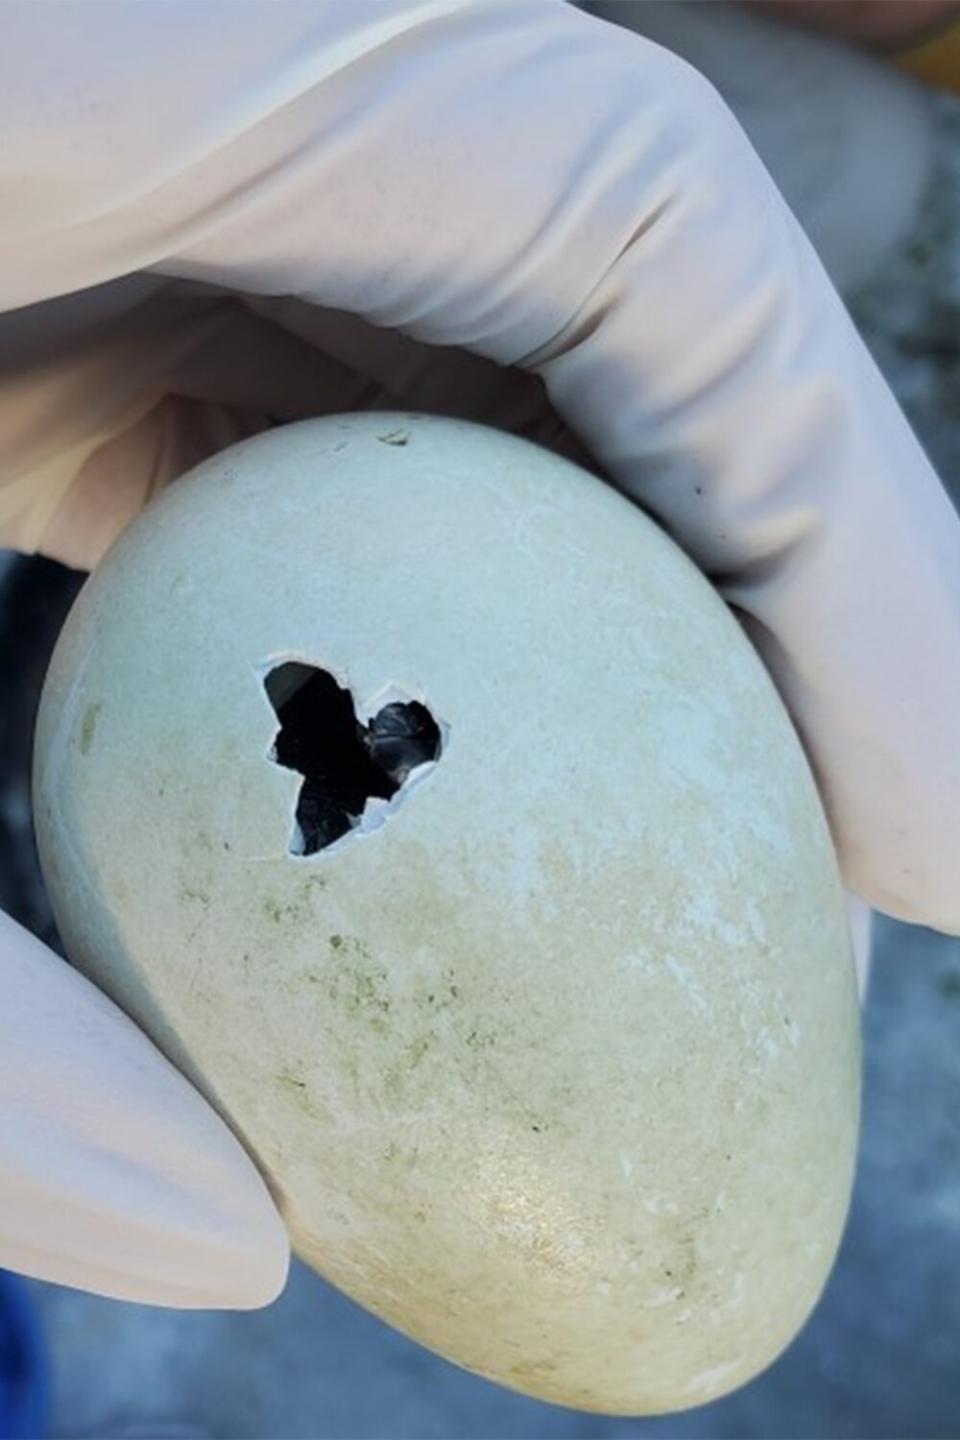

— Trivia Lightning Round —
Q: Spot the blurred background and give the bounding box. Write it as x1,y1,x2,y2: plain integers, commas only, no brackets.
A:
2,2,960,1437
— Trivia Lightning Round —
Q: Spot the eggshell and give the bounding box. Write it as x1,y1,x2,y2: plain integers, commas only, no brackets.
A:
32,412,860,1414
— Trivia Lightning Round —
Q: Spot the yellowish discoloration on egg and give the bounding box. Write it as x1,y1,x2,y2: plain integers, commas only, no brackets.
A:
33,413,860,1415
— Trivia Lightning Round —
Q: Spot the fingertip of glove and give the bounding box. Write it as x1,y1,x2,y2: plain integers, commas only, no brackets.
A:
221,1197,292,1311
863,872,960,940
841,802,960,940
167,1158,292,1311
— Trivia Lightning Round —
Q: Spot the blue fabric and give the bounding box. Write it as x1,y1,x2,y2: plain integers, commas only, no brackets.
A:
0,1273,48,1440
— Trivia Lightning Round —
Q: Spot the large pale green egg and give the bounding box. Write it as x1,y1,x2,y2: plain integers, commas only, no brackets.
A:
33,412,860,1414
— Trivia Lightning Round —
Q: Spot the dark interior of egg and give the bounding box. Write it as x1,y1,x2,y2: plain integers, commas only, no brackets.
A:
264,662,442,854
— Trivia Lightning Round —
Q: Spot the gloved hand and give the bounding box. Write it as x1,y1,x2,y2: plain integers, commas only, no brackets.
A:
1,0,957,1310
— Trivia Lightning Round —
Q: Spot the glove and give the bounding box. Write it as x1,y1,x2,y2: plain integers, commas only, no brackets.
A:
0,908,289,1306
579,0,938,296
1,0,958,1308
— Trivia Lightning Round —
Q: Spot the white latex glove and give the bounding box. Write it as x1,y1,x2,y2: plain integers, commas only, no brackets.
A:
0,909,289,1306
0,0,957,1308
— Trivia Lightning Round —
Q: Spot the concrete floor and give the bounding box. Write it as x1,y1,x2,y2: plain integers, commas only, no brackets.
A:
3,60,960,1440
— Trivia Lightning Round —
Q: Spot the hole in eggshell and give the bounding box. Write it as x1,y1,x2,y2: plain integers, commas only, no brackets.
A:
263,662,442,855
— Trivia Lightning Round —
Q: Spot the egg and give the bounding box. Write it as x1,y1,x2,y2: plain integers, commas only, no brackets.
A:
32,412,860,1415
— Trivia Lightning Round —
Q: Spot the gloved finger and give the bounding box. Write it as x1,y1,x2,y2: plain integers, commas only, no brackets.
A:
18,286,597,570
0,908,290,1307
0,280,375,560
3,274,595,567
578,0,936,295
4,0,958,932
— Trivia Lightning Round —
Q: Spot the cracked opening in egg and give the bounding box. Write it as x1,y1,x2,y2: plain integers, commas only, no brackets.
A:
263,662,443,855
